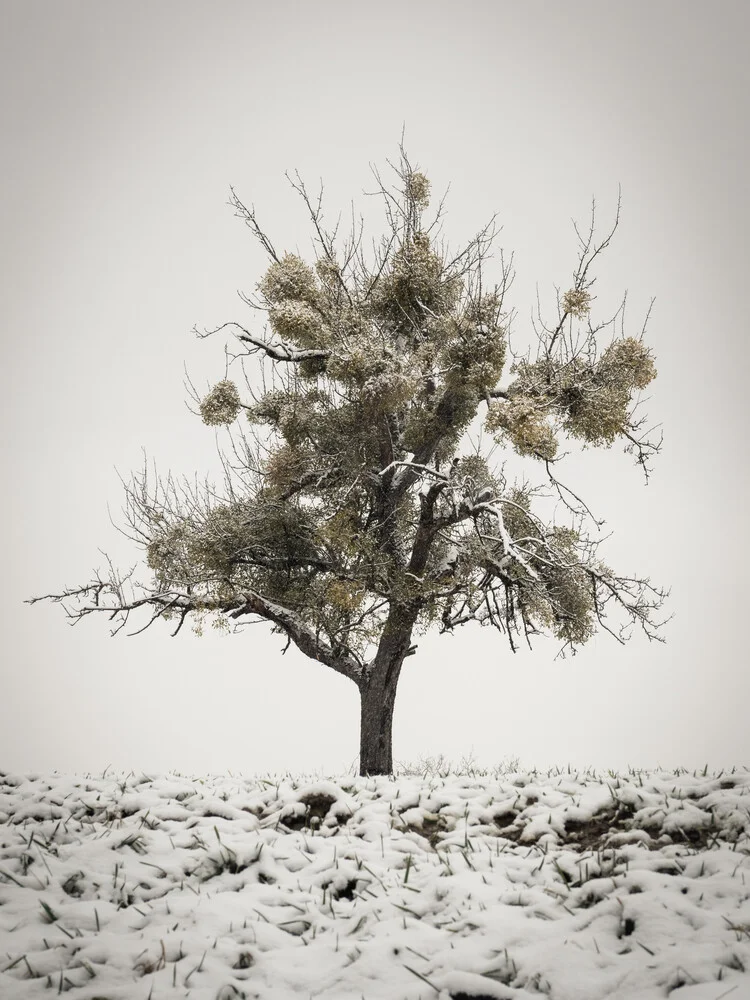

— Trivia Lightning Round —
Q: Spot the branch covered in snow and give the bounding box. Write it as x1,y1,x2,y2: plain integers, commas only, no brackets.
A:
195,321,330,363
28,568,365,683
229,591,364,681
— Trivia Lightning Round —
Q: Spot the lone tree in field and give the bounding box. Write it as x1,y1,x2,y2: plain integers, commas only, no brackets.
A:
31,151,667,775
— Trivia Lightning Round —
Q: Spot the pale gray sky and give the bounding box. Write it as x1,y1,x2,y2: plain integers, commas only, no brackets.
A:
2,1,748,776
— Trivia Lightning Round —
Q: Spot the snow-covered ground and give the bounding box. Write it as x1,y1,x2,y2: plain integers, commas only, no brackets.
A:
1,764,749,1000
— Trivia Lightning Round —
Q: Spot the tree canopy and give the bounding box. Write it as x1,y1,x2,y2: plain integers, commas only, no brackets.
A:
31,148,667,774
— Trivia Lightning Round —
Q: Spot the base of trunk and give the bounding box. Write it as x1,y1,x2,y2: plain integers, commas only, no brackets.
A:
358,675,398,776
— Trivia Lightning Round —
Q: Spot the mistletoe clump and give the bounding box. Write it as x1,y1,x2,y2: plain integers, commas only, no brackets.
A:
259,254,329,350
370,230,462,338
200,380,242,426
405,170,431,208
486,396,559,460
563,338,656,446
259,253,319,306
600,337,656,390
561,287,592,318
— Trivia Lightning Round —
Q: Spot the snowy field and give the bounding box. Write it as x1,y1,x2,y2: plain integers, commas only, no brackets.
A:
1,764,749,1000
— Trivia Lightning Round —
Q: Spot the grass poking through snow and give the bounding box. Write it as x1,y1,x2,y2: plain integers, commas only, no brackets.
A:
0,758,749,999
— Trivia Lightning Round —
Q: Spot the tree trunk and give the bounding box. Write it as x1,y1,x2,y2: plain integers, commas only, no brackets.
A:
358,604,418,776
359,666,401,776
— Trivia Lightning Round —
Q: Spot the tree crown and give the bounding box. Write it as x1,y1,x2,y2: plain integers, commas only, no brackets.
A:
31,150,667,678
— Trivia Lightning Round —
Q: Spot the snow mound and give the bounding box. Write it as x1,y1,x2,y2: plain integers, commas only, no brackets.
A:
0,767,749,999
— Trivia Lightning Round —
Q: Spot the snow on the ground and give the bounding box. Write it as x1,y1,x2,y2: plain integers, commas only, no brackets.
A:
1,766,749,1000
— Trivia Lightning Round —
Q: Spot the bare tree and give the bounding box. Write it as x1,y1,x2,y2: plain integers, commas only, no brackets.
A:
29,148,667,775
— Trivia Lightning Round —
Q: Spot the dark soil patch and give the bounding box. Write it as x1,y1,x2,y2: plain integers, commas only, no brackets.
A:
576,891,604,909
298,792,337,823
491,808,524,842
61,872,84,897
200,856,250,881
450,993,498,1000
281,812,307,831
283,792,338,831
492,809,518,828
681,826,713,847
333,877,358,901
562,803,635,850
421,814,450,848
321,875,359,900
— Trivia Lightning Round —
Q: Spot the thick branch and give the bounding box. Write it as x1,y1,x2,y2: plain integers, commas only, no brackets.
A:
408,478,453,577
195,321,330,363
230,591,363,682
30,574,364,682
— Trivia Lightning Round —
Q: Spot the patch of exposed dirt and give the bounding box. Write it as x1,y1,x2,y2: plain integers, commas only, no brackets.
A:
421,814,450,849
450,993,498,1000
567,802,637,846
298,792,337,822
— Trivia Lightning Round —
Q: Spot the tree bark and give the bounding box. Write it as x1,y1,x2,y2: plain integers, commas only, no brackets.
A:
358,605,417,776
359,667,401,776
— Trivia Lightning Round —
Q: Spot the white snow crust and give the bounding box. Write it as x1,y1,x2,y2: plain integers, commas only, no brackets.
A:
1,767,749,999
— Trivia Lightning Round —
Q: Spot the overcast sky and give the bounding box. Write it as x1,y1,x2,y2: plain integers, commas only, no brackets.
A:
2,1,748,777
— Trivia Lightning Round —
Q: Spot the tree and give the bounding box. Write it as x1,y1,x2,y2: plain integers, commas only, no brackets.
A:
30,149,667,776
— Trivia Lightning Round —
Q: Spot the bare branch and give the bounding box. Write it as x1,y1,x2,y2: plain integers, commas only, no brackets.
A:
228,187,279,263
